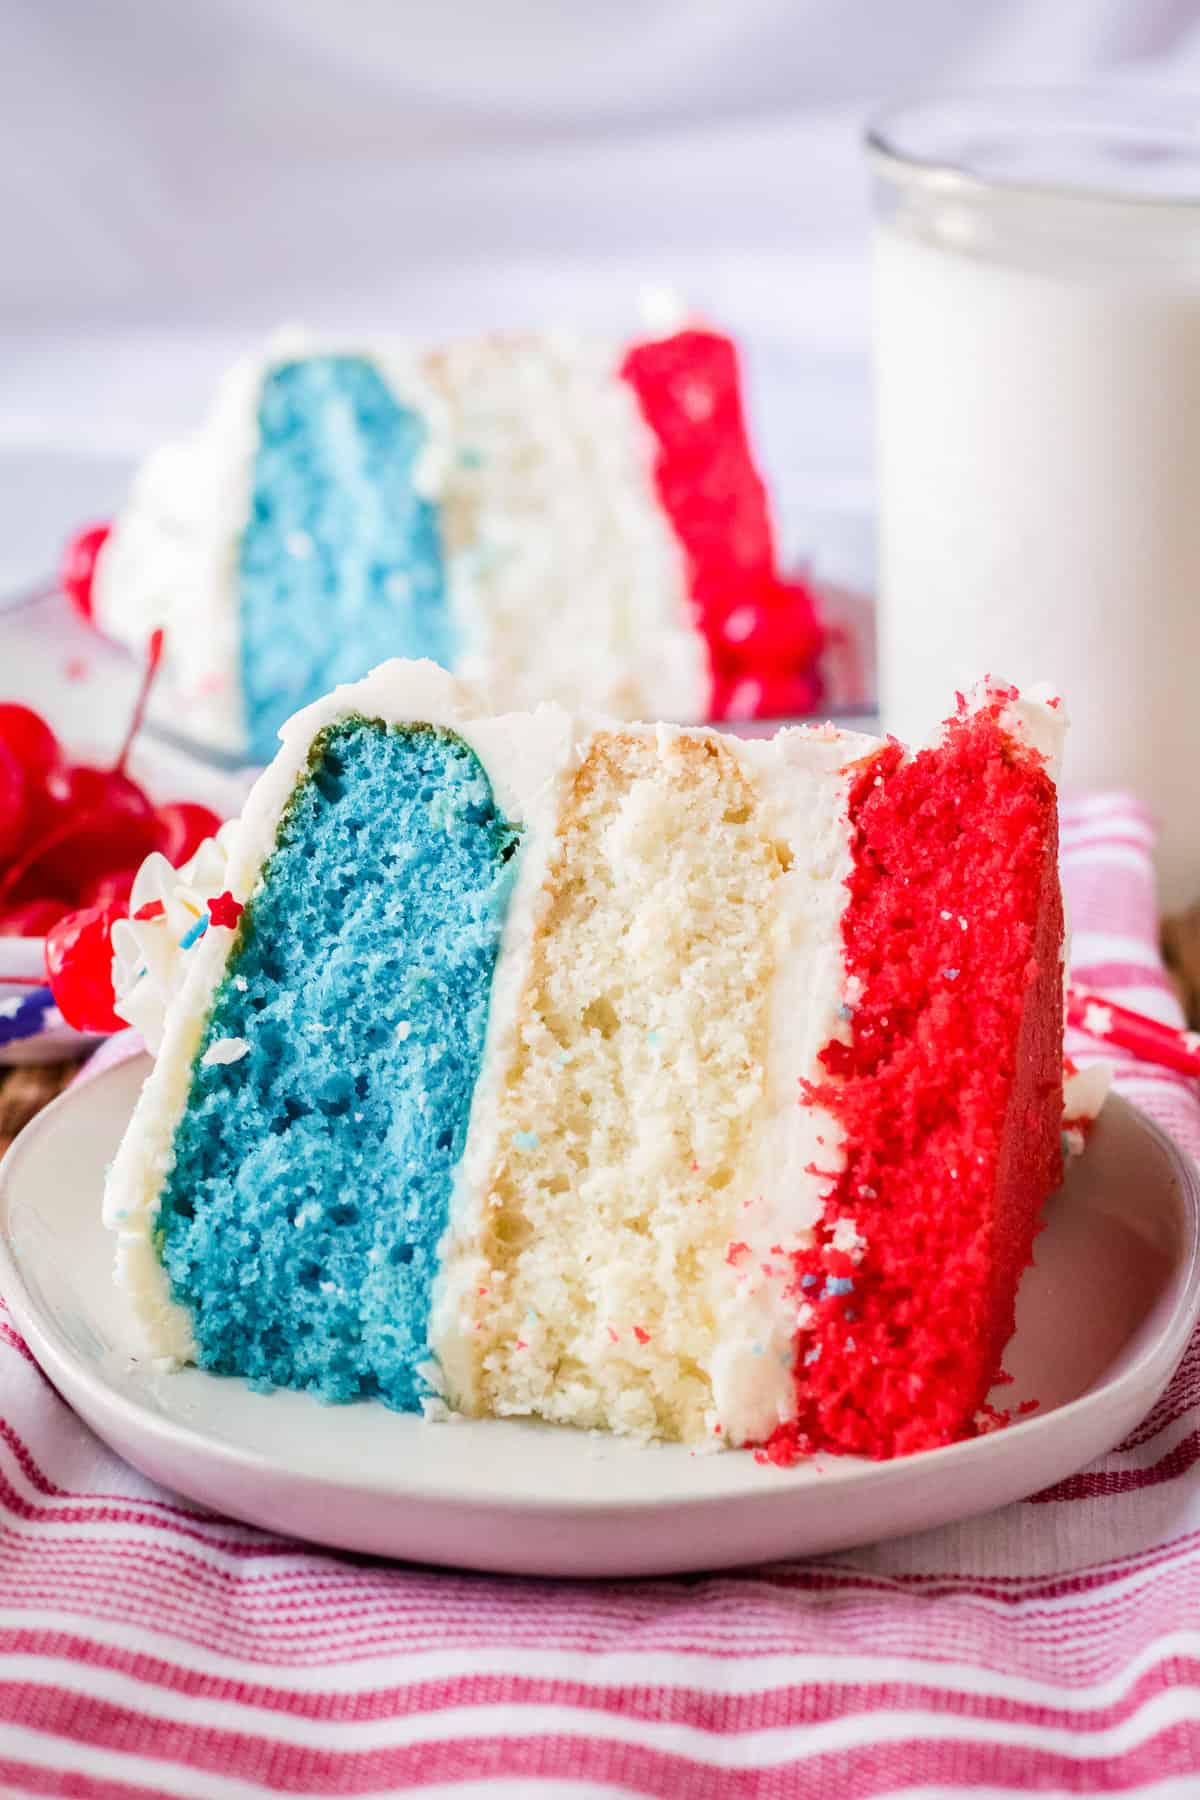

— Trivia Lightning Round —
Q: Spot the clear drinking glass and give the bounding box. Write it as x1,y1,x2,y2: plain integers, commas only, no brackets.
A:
868,91,1200,907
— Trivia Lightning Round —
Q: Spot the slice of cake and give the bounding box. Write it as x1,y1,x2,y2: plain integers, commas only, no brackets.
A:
105,662,1068,1459
80,327,821,762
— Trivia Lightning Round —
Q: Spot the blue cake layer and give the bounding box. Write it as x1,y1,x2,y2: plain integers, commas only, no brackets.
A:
237,357,455,762
156,719,520,1409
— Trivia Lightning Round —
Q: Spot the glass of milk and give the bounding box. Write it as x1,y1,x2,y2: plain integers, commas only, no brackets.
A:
869,92,1200,907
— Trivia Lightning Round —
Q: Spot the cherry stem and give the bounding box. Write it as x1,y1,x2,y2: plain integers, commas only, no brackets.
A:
113,628,165,778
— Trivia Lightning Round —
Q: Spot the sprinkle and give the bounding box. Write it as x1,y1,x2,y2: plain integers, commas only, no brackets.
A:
725,1241,750,1267
511,1130,539,1152
645,1029,661,1046
804,1345,822,1366
1017,1398,1040,1416
940,909,952,921
179,914,208,949
200,1036,250,1068
633,1326,651,1345
606,1326,619,1343
823,1275,854,1298
837,1003,853,1022
779,1350,793,1368
514,1339,528,1351
133,900,165,922
207,891,243,930
477,1287,488,1297
233,975,248,991
713,1421,722,1434
396,1021,412,1041
751,1344,765,1357
690,1160,700,1173
800,1273,819,1289
845,1336,856,1352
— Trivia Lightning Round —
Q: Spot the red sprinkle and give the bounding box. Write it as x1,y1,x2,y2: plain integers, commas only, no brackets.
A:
514,1339,528,1352
606,1326,619,1344
725,1241,750,1267
633,1326,651,1345
132,900,165,923
207,891,243,930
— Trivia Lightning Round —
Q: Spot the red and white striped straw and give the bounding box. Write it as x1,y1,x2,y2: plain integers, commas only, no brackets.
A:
1067,983,1200,1079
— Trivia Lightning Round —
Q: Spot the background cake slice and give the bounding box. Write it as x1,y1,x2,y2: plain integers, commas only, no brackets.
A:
82,327,822,761
106,662,1068,1458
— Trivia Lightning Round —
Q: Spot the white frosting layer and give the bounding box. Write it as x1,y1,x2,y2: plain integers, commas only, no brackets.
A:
707,724,874,1443
93,330,709,759
111,830,236,1053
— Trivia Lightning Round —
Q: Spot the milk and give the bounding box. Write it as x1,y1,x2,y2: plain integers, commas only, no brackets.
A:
875,200,1200,908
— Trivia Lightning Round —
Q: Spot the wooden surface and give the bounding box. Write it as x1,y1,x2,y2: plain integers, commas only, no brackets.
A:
0,1061,78,1159
1164,904,1200,1032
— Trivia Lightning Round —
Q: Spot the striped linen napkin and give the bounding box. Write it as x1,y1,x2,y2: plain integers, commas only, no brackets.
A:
1,791,1198,1799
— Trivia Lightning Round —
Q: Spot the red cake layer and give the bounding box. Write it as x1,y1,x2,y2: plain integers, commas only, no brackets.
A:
620,329,823,719
763,695,1064,1463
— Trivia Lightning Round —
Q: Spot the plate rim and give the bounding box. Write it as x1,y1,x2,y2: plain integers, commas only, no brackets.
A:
2,1054,1199,1520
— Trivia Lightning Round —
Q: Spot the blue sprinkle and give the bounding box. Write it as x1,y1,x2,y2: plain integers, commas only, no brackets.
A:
804,1345,822,1366
751,1344,765,1357
779,1350,794,1368
942,968,960,981
646,1030,661,1046
180,914,210,950
512,1130,540,1152
800,1273,820,1290
458,446,485,468
837,1003,853,1022
823,1275,855,1298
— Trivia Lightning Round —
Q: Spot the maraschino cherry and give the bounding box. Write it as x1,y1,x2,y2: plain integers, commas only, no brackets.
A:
44,901,128,1033
61,522,111,624
0,622,227,1025
155,800,222,867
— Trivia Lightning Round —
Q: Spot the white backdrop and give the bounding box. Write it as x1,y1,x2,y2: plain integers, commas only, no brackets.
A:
1,0,1198,586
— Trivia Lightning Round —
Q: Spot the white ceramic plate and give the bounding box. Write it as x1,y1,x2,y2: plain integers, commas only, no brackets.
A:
1,1055,1197,1577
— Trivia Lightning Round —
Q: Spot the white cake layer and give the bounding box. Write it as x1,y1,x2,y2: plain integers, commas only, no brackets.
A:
92,331,709,759
427,333,708,724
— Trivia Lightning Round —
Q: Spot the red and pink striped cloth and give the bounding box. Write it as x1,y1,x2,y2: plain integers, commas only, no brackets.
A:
2,792,1199,1798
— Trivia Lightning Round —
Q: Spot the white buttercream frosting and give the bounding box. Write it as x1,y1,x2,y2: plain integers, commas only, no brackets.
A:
111,828,237,1053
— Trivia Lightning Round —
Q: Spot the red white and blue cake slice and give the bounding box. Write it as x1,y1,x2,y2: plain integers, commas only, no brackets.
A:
105,663,1081,1459
87,328,821,763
